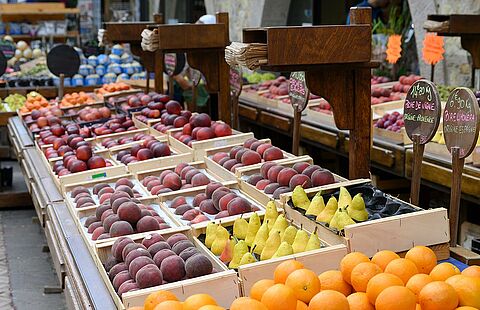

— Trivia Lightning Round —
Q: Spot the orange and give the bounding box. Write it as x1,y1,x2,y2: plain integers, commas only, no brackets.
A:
230,297,267,310
406,274,434,299
153,301,183,310
375,286,417,310
250,279,275,301
350,262,382,292
418,281,459,310
318,270,352,296
285,269,321,303
260,284,297,310
371,250,400,271
384,258,419,284
274,260,305,284
347,292,374,310
405,246,437,274
430,262,460,281
462,266,480,278
144,291,179,310
308,290,349,310
366,273,404,304
446,275,480,308
339,252,370,284
183,294,217,310
455,307,479,310
198,306,224,310
416,304,421,310
296,300,308,310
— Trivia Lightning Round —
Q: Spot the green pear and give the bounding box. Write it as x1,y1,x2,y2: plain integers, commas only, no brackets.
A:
305,227,321,251
245,212,261,247
233,215,248,240
329,207,355,231
269,214,289,239
252,220,269,255
292,185,310,211
205,222,218,248
272,241,294,259
264,200,279,230
292,229,309,254
316,196,338,224
347,193,368,222
260,231,281,261
282,225,298,245
305,192,325,216
338,186,352,210
211,225,230,255
229,240,249,269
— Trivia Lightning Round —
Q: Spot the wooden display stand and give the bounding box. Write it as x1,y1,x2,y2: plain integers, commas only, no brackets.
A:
242,7,372,179
0,3,81,45
153,12,232,125
427,14,480,87
104,13,164,93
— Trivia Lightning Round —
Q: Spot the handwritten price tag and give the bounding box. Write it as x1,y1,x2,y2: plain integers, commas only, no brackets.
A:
289,71,309,112
443,87,480,158
163,53,186,76
229,66,242,98
404,80,441,144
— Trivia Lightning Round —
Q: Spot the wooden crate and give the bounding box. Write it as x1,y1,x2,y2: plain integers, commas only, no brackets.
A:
63,173,150,215
158,181,265,227
94,228,240,309
191,212,347,294
135,161,227,195
108,136,193,175
371,100,404,120
305,103,335,126
279,179,451,258
236,155,347,206
203,139,296,182
168,129,254,161
373,126,411,145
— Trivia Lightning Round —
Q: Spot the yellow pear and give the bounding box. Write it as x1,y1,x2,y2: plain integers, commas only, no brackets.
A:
260,231,281,261
292,185,310,211
338,187,352,210
238,250,257,266
233,215,248,240
282,225,298,245
305,192,325,216
245,212,261,246
229,240,249,269
205,222,218,248
292,228,309,254
347,193,368,222
264,200,279,230
316,196,338,223
272,241,293,259
329,207,355,231
211,225,230,255
431,131,442,143
305,227,321,251
269,214,289,239
252,220,269,255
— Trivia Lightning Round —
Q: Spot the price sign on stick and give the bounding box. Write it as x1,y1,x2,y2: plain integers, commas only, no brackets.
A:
0,51,6,77
443,87,480,246
46,44,80,100
229,66,243,128
164,53,186,97
289,72,309,155
404,80,441,205
0,40,15,60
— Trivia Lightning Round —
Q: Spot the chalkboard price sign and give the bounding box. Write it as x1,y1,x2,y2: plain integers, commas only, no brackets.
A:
0,51,6,76
46,44,80,77
289,71,309,112
443,87,480,159
0,40,15,60
404,79,441,144
229,66,242,97
163,53,185,76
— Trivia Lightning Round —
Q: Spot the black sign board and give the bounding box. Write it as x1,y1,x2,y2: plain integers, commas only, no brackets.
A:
163,53,186,76
0,40,15,60
47,45,80,77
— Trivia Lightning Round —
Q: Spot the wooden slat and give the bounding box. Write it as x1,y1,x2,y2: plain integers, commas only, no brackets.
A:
259,111,291,132
239,104,258,121
157,24,227,50
300,123,338,149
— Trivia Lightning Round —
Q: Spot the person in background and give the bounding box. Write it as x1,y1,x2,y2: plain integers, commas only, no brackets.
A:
172,15,216,112
346,0,390,24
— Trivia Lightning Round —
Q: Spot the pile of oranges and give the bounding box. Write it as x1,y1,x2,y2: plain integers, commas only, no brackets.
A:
96,82,131,95
129,245,480,310
60,92,96,107
19,92,50,114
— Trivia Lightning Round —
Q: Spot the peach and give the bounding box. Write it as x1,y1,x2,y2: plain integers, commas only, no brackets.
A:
229,146,244,159
219,193,237,211
185,169,200,183
109,262,128,280
185,254,213,278
92,226,106,240
277,168,298,186
170,196,187,209
153,249,176,267
222,159,238,171
182,209,201,221
103,214,120,232
117,280,139,296
249,141,264,151
260,162,277,179
243,138,258,148
289,174,312,189
110,221,134,237
136,216,161,233
174,204,193,215
125,248,152,267
191,173,210,187
191,214,210,223
152,143,171,157
192,193,207,207
179,247,199,262
190,113,211,127
255,179,271,190
88,222,102,234
205,182,224,198
166,233,189,248
311,169,335,186
162,173,182,190
122,243,147,261
302,164,322,177
196,127,215,141
87,156,107,169
142,233,165,248
113,270,132,292
227,197,252,215
212,152,229,163
174,163,189,175
263,146,283,161
115,185,134,197
171,240,195,255
272,186,291,199
293,162,311,173
112,237,134,261
160,255,186,282
241,150,262,165
147,242,171,257
180,166,196,179
267,165,283,182
199,199,217,215
135,265,163,289
214,123,232,137
117,202,142,224
246,174,263,186
69,160,88,173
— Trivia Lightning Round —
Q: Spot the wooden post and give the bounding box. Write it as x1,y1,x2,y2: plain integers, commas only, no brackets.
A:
410,134,425,205
145,70,150,93
449,147,464,246
216,12,232,125
58,73,64,101
431,64,435,82
169,77,174,98
155,51,164,94
292,110,302,155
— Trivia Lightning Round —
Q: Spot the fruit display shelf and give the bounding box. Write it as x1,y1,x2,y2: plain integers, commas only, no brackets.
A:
236,155,347,206
158,181,265,226
203,139,296,181
108,136,193,174
279,179,450,258
191,211,348,294
93,228,240,309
